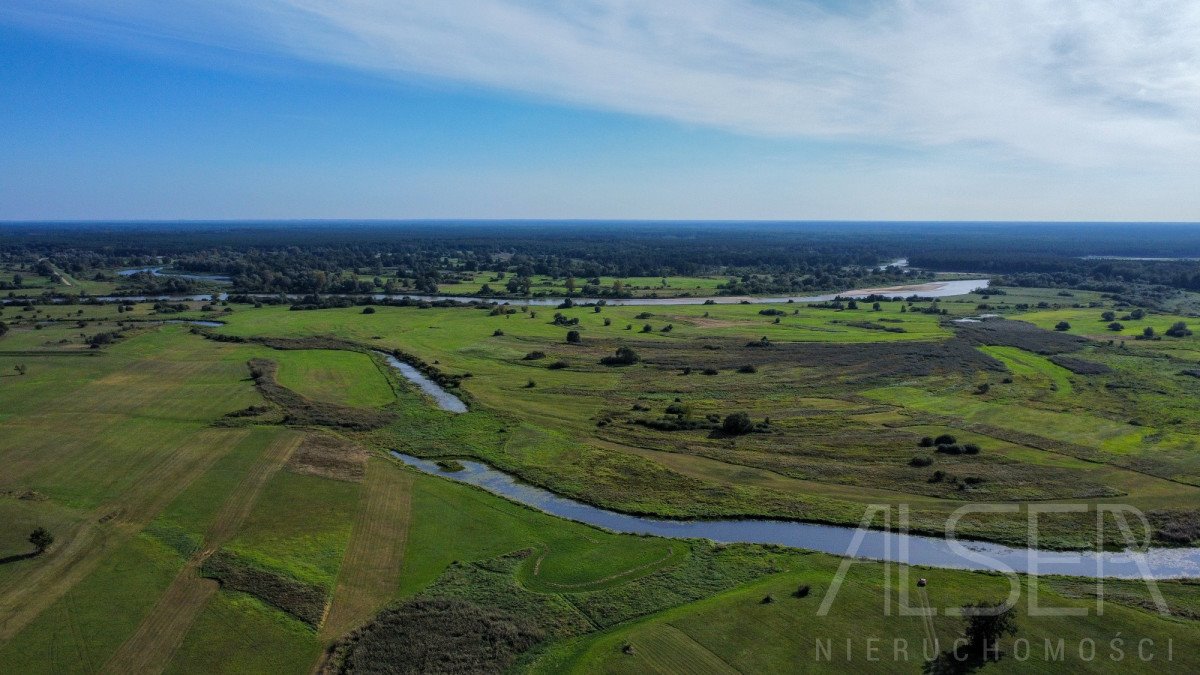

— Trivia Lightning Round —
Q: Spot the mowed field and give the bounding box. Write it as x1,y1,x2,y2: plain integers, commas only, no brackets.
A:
3,288,1200,672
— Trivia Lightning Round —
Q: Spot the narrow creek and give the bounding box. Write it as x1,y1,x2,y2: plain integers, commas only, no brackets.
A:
377,352,468,413
390,453,1200,580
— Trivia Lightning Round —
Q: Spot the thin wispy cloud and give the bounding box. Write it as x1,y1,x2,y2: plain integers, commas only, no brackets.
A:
5,0,1200,167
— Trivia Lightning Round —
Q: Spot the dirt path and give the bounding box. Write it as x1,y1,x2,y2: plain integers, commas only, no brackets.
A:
100,430,301,674
0,428,252,643
318,459,414,643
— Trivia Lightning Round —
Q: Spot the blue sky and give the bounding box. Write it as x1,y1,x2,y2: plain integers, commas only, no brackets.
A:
1,1,1198,221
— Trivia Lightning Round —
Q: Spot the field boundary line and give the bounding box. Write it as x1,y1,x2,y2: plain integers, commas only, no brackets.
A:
318,459,414,643
99,430,301,675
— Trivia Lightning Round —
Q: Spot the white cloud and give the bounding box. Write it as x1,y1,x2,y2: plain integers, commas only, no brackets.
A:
6,0,1200,167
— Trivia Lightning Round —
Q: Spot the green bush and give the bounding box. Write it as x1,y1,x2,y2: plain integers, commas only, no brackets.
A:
722,412,754,435
599,346,640,366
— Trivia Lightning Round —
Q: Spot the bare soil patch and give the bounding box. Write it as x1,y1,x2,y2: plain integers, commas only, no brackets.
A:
288,433,368,483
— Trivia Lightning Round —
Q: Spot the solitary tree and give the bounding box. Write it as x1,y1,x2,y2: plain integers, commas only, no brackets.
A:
29,527,54,554
961,601,1018,661
1054,321,1071,332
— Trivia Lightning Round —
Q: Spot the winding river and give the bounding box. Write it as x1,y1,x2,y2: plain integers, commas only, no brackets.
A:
390,453,1200,580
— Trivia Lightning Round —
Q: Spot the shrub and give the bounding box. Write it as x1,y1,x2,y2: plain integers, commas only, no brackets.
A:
1166,321,1193,338
492,329,505,336
604,317,612,326
909,456,933,467
936,444,963,455
737,364,758,374
1101,311,1116,321
963,443,981,455
918,436,934,447
702,368,719,375
566,330,581,343
600,346,640,366
934,434,957,445
361,306,376,314
523,351,547,360
793,584,811,598
524,379,536,388
929,470,946,483
547,360,569,370
1054,321,1071,331
1107,322,1125,332
722,412,755,435
641,324,653,333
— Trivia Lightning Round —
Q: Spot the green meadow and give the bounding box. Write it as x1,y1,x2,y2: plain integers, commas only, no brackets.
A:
2,285,1200,672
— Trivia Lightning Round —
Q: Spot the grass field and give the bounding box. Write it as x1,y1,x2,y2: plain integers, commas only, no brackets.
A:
3,287,1200,672
535,553,1200,673
271,349,396,407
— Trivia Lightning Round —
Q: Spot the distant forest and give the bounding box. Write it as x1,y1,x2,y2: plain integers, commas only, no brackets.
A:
3,221,1200,297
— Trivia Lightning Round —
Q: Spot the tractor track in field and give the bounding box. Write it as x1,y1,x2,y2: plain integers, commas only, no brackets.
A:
99,431,301,675
318,459,414,643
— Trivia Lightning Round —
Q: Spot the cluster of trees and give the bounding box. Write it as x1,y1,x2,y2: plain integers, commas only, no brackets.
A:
2,221,916,297
11,222,1200,303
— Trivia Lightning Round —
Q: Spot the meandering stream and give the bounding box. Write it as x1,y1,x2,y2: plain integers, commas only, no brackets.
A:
378,352,468,413
390,453,1200,580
